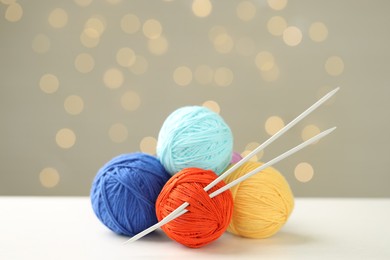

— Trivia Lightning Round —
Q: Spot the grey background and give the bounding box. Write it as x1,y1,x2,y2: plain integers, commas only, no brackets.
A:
1,0,389,197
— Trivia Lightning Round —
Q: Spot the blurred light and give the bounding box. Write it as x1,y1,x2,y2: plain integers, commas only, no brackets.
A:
294,162,314,182
208,26,226,42
194,65,214,85
140,136,157,155
64,95,84,115
236,37,255,56
39,74,59,94
213,32,234,54
202,100,220,114
267,16,287,36
283,26,303,46
214,67,234,87
74,53,95,73
148,35,169,55
121,91,141,111
56,128,76,149
103,68,124,89
80,31,100,48
129,55,148,74
143,19,162,39
245,142,264,160
5,2,23,22
325,56,344,76
309,22,328,42
84,17,106,37
192,0,212,18
241,150,258,162
1,0,17,4
48,8,68,28
106,0,122,4
121,14,141,34
116,47,136,67
236,1,256,21
301,124,321,142
108,123,128,143
261,64,280,82
173,66,192,86
267,0,287,10
32,34,51,54
265,116,285,135
39,168,60,188
74,0,93,7
255,51,275,71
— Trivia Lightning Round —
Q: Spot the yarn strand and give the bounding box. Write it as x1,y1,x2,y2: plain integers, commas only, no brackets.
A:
123,87,339,245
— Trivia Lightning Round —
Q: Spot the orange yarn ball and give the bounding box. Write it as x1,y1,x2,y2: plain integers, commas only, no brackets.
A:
155,168,233,248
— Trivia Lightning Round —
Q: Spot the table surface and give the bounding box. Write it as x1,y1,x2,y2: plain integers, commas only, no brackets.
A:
0,197,389,260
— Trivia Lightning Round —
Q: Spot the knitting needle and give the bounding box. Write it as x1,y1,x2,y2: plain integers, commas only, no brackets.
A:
124,87,339,244
204,87,339,191
209,126,336,198
124,126,336,244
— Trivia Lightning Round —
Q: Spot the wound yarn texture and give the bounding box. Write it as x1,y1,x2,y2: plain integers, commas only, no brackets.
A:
224,161,294,239
157,106,233,176
90,153,170,236
156,167,233,248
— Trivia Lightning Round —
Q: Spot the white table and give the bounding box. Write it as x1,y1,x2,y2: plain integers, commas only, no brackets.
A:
0,197,389,259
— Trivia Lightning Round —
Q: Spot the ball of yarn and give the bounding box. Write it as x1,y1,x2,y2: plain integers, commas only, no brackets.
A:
90,153,171,236
231,151,243,164
156,167,233,248
224,161,294,239
157,106,233,175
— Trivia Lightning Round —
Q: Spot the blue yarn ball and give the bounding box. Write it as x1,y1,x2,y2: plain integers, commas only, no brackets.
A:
90,153,170,236
157,106,233,175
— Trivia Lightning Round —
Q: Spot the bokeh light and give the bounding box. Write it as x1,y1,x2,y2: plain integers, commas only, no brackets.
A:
39,167,60,188
267,0,288,10
74,53,95,73
5,2,23,22
108,123,128,143
143,19,163,40
140,136,157,155
103,68,124,89
283,26,303,46
173,66,193,86
64,95,84,115
325,56,344,76
309,22,328,42
192,0,212,17
48,8,68,29
56,128,76,149
295,162,314,182
214,67,234,87
39,74,59,94
202,100,220,114
265,116,285,135
236,1,256,21
120,91,141,111
121,14,141,34
267,16,287,36
116,48,136,67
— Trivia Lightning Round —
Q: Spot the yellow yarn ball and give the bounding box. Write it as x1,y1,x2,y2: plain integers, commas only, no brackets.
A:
224,161,294,239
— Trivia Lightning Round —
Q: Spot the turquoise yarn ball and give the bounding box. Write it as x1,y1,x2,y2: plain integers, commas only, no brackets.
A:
157,106,233,175
90,153,170,236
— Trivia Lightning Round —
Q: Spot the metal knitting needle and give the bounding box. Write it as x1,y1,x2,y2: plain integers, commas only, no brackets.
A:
124,87,339,244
